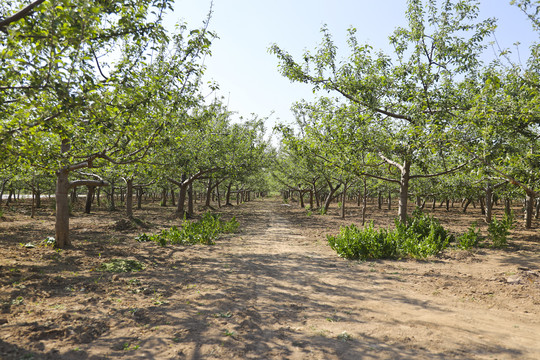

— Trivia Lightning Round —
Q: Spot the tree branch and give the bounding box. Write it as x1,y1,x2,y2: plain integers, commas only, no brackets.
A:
378,152,404,172
69,179,108,190
410,161,470,179
0,0,47,32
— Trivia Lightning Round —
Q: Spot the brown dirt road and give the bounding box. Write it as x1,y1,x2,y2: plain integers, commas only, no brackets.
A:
0,197,539,359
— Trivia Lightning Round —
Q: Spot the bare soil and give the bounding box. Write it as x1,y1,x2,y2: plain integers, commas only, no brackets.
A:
0,196,539,359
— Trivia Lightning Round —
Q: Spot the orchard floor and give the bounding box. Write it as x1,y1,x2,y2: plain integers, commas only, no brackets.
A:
0,196,539,359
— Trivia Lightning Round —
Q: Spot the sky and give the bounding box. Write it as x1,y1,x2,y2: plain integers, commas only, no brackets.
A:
164,1,538,140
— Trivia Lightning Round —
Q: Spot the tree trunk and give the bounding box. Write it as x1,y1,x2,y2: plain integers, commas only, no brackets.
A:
85,186,95,214
397,161,410,224
340,182,348,219
170,186,176,206
55,169,71,248
96,187,101,207
535,199,540,220
387,190,391,210
479,197,486,215
31,191,36,218
217,183,221,208
299,190,305,208
187,183,194,217
463,198,472,213
524,192,535,229
485,185,493,223
205,179,213,207
314,184,320,208
504,198,511,217
35,187,41,208
0,179,8,206
323,183,341,214
225,181,233,206
176,184,187,218
126,179,134,219
109,182,116,211
160,188,168,207
362,179,368,226
136,188,143,210
309,190,314,209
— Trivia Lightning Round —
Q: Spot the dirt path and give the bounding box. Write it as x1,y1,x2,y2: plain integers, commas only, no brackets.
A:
1,197,539,359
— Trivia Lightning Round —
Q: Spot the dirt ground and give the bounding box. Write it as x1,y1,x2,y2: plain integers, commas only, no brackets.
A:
0,196,539,359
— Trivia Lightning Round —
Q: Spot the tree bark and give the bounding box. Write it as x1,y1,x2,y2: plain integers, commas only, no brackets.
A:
70,187,77,205
398,160,411,224
479,197,486,215
109,182,116,211
84,186,95,214
463,198,472,213
340,182,348,219
126,179,134,219
176,184,187,218
225,181,233,206
0,179,8,206
136,187,143,210
524,192,535,229
187,182,194,217
485,185,493,223
35,184,41,208
170,186,176,206
160,188,168,207
314,184,320,208
323,182,341,214
31,191,36,218
55,169,71,248
205,178,213,208
504,198,511,217
362,178,368,226
216,183,221,208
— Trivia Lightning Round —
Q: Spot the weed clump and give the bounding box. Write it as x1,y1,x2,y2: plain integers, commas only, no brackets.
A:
488,212,514,248
136,212,239,246
327,208,454,260
456,222,481,250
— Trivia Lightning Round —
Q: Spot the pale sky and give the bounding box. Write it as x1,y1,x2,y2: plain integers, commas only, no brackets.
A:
165,1,537,139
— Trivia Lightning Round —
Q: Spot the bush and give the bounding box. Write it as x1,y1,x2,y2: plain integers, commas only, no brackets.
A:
456,222,481,250
327,208,453,260
327,222,398,260
488,212,513,248
136,212,239,247
396,209,454,258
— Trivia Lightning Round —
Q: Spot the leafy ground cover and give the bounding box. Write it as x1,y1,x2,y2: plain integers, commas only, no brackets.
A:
0,197,539,359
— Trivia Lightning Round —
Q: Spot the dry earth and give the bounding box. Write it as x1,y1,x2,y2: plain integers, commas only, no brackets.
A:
0,196,539,359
